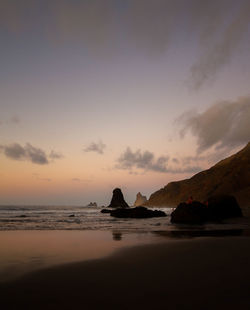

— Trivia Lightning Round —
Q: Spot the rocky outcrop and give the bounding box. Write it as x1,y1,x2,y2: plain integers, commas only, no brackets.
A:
146,142,250,216
134,192,147,206
108,188,129,208
206,195,242,220
87,202,97,207
101,209,112,213
171,195,243,224
110,206,166,218
171,201,208,224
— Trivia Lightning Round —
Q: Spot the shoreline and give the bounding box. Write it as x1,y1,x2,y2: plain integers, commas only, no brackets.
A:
1,236,250,309
0,230,165,283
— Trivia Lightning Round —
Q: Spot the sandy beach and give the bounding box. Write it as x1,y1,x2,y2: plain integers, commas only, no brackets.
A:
1,236,250,310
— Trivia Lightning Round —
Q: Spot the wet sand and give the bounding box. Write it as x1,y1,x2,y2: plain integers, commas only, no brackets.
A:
1,236,250,310
0,230,161,282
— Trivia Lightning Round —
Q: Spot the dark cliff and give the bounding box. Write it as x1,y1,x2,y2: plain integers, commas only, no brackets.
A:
146,142,250,215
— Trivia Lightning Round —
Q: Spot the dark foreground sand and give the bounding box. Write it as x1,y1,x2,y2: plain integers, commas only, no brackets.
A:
1,237,250,310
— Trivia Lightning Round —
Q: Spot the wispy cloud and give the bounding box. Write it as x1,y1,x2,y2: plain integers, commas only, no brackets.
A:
177,96,250,152
49,150,64,160
188,1,250,89
0,143,63,165
0,115,21,126
32,173,52,182
116,147,203,174
116,147,169,173
9,115,20,124
83,141,106,154
71,178,82,182
1,1,249,88
71,178,92,183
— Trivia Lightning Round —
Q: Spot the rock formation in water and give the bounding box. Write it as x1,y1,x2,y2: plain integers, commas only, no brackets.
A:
171,195,242,224
108,188,129,208
206,195,243,220
134,192,147,206
110,206,166,218
146,142,250,215
87,202,97,207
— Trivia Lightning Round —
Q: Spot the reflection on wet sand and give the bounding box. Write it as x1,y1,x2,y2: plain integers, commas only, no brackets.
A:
154,229,249,239
112,231,122,241
0,230,159,283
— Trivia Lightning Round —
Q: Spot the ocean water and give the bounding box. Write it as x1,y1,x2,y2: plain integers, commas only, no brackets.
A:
0,205,249,233
0,205,174,231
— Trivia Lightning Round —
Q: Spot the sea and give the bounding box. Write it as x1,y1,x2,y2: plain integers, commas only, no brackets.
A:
0,204,249,233
0,205,174,232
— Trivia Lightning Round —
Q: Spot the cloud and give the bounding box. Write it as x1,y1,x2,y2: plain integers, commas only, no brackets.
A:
71,178,92,183
169,155,206,174
83,141,106,154
32,173,52,182
0,115,21,126
188,1,250,89
49,150,64,159
116,147,169,173
165,165,203,174
172,158,179,164
1,1,250,87
25,143,49,164
1,143,27,160
9,115,20,124
1,1,249,88
72,178,82,182
116,147,204,175
178,96,250,152
0,143,63,165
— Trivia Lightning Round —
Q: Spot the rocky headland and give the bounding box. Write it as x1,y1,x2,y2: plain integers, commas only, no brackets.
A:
145,142,250,216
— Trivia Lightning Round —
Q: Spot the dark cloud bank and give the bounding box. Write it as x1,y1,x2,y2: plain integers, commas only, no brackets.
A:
178,96,250,152
0,143,63,165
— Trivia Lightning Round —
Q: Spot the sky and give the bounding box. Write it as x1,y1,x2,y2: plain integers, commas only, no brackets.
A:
0,0,250,205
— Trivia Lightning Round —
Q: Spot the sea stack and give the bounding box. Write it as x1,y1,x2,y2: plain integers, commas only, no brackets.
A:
108,188,129,208
134,192,147,206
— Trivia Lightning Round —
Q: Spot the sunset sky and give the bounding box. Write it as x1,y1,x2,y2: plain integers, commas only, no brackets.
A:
1,0,250,205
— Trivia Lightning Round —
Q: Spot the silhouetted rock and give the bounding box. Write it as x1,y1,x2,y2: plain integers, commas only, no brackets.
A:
108,188,129,208
207,195,243,220
134,192,148,206
171,195,243,224
69,214,75,217
101,209,112,213
87,202,97,207
110,206,166,218
171,201,208,224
